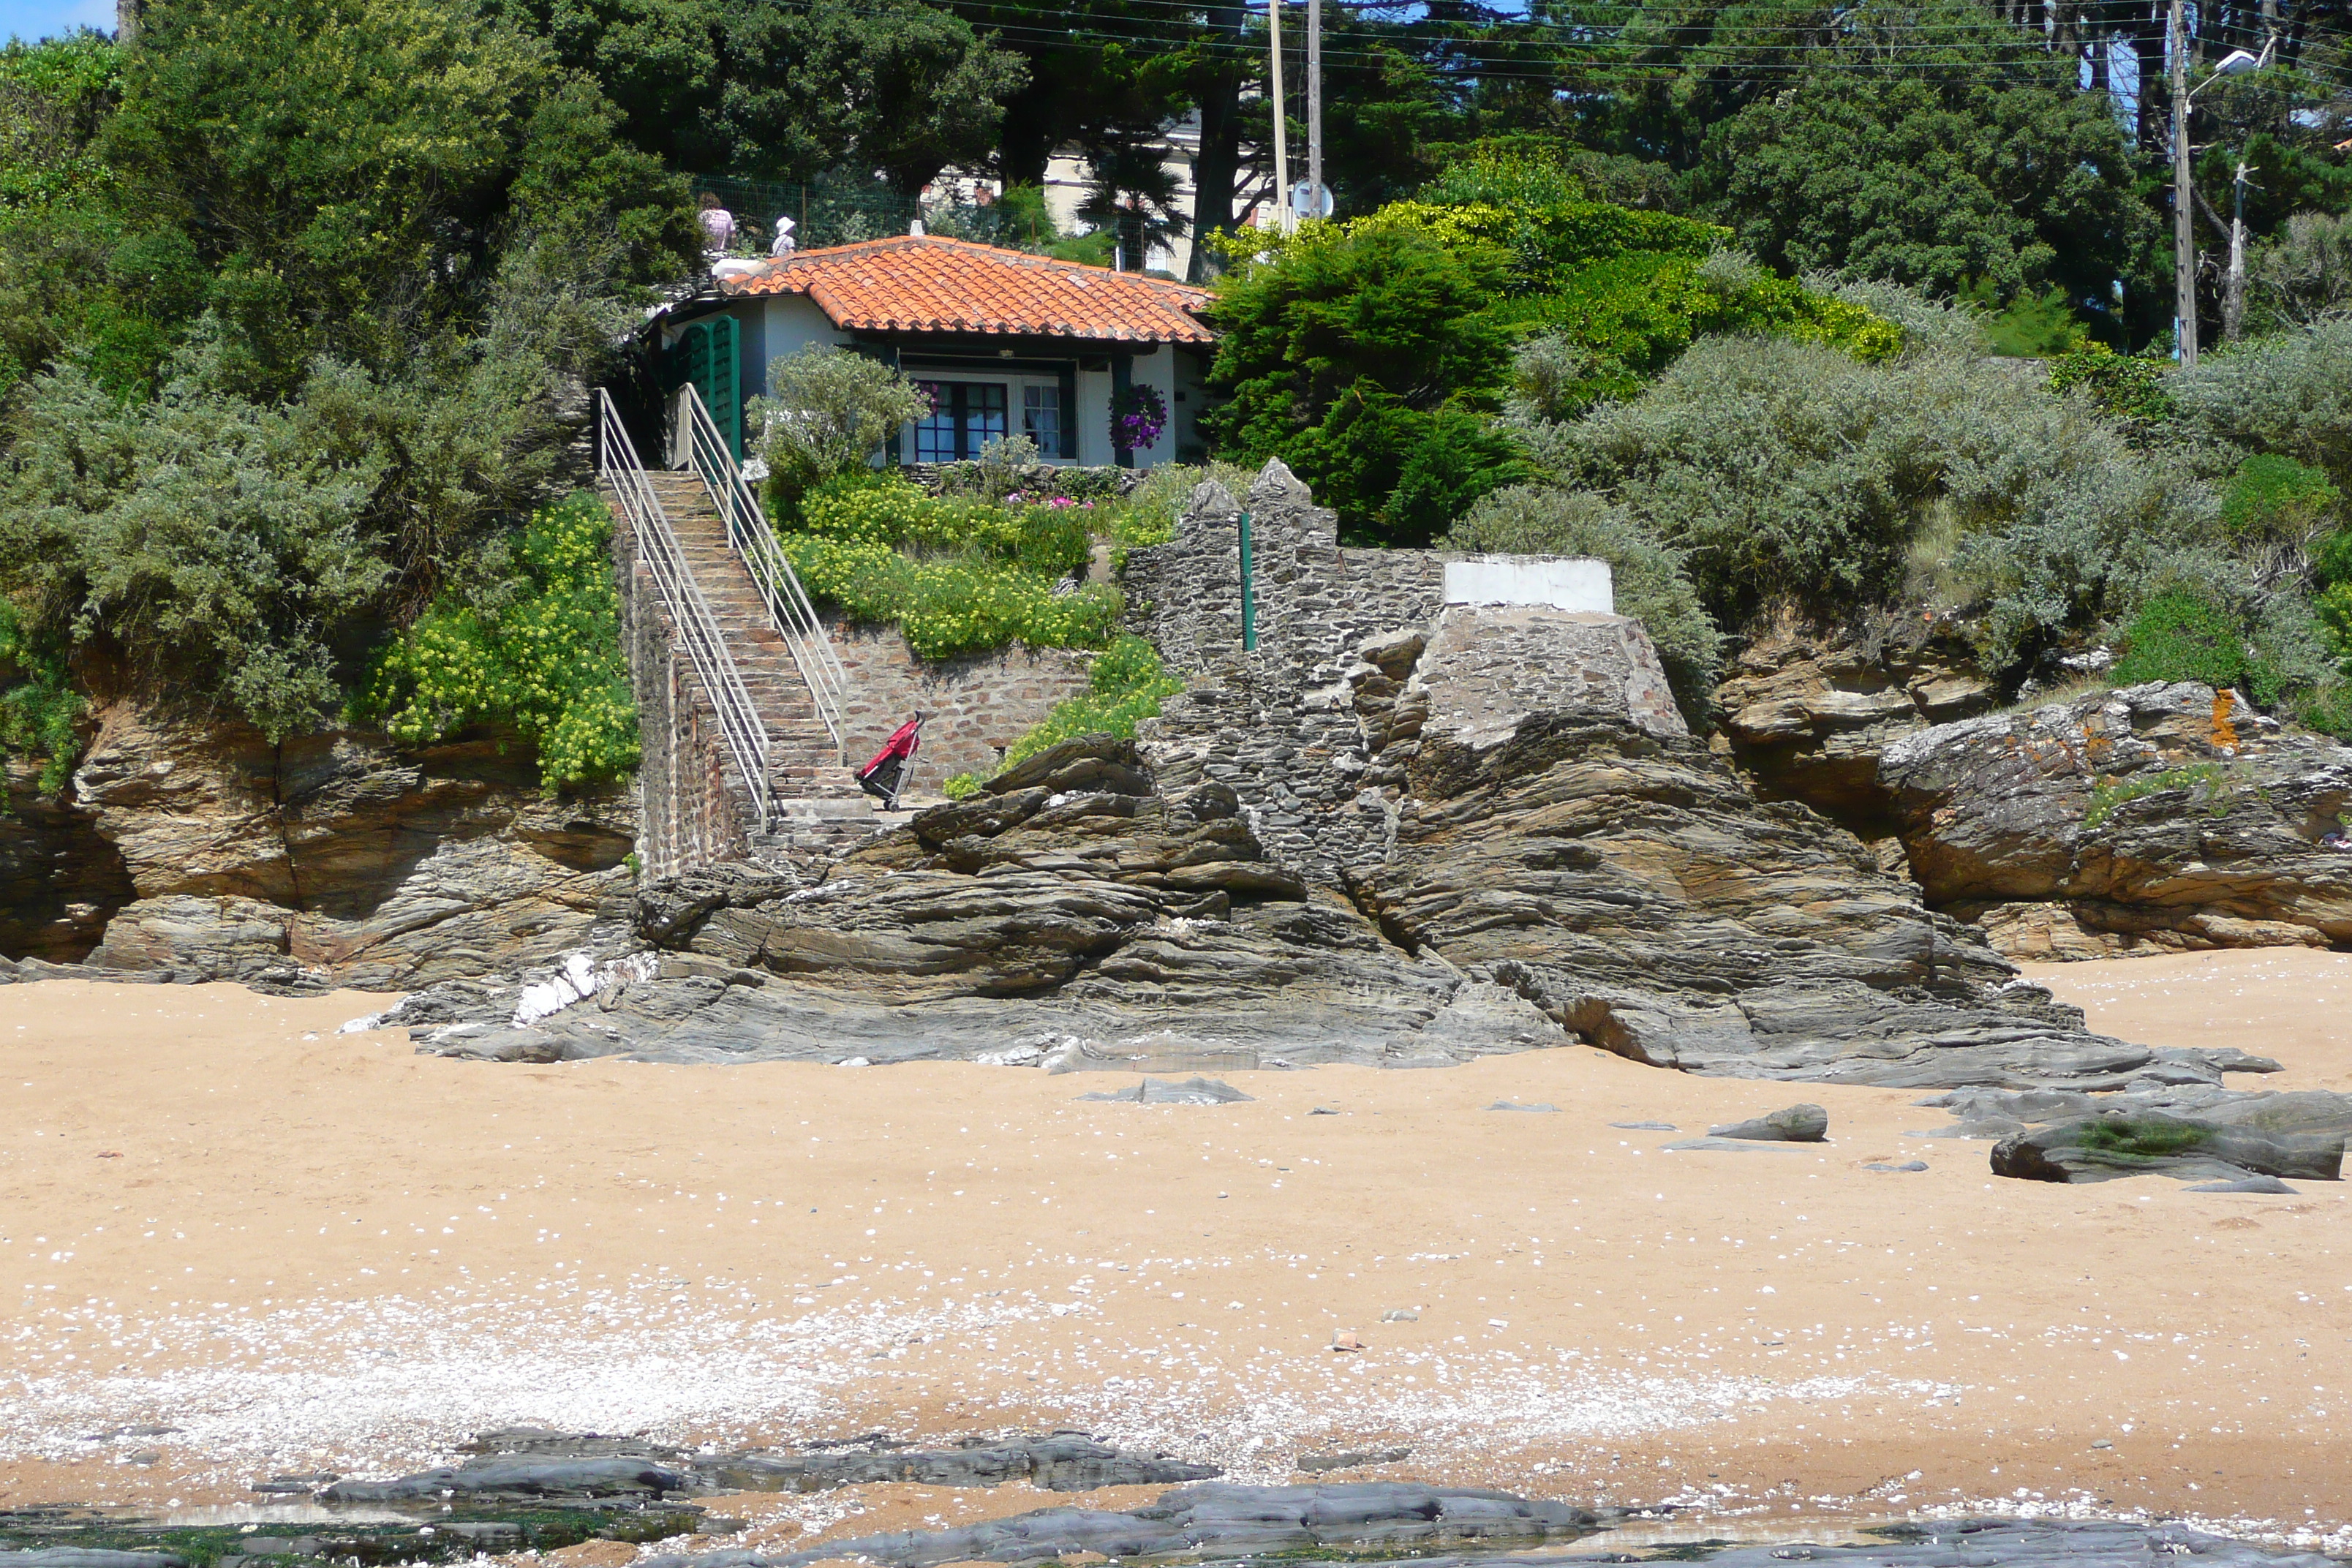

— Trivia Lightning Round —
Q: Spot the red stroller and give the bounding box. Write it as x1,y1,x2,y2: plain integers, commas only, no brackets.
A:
857,715,924,809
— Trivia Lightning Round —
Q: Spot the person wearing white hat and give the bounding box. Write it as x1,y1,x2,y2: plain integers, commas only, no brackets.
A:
770,215,798,257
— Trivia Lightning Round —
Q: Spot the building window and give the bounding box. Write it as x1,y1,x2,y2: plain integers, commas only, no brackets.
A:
1021,385,1063,458
912,380,1008,462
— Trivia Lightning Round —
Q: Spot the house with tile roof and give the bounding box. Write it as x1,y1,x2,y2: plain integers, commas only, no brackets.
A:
650,234,1217,470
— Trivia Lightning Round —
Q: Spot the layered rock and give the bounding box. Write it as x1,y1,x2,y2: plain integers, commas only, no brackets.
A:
402,736,1532,1068
1879,681,2352,957
388,467,2218,1093
54,701,635,990
1711,619,1997,831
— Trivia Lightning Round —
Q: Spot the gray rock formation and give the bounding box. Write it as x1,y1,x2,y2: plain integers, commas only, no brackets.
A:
315,1433,1218,1501
376,467,2273,1093
1880,681,2352,958
0,698,636,989
0,1554,191,1568
638,1483,1598,1568
320,1455,689,1502
1713,620,1998,829
1077,1077,1255,1104
1708,1104,1828,1141
1990,1112,2345,1183
1621,1520,2332,1568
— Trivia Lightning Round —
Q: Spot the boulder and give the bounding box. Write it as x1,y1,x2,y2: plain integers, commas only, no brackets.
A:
1878,681,2352,957
1989,1111,2344,1184
1708,1104,1828,1142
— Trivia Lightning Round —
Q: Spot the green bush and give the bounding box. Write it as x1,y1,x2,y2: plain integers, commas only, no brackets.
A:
1500,249,1901,415
2111,592,2251,690
2175,320,2352,491
1115,461,1259,550
2048,343,2176,430
797,474,1091,576
354,492,637,788
781,535,1120,660
1443,486,1723,721
749,346,932,519
0,600,83,796
2220,455,2342,544
992,634,1184,773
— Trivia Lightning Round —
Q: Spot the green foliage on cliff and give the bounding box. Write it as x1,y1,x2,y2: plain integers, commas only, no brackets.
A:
1205,151,1901,545
353,493,638,788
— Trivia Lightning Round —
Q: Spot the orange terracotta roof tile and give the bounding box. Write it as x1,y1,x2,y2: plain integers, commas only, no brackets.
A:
714,235,1215,344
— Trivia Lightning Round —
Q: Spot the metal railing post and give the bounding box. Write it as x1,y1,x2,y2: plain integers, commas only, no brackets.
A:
1239,510,1256,652
594,389,775,834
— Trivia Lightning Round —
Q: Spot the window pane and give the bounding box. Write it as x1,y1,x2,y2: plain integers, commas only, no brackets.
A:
1022,385,1062,457
912,381,956,464
968,382,1007,454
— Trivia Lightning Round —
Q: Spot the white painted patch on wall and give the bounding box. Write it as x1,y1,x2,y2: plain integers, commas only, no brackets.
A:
1442,555,1613,614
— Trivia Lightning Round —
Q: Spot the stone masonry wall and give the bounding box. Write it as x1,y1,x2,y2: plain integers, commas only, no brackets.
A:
1130,459,1672,892
614,497,753,878
826,619,1096,787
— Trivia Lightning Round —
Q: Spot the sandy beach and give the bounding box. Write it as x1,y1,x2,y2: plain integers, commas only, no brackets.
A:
4,951,2351,1548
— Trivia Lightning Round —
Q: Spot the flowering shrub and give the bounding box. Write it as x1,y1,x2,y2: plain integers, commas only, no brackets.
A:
780,533,1121,660
779,472,1115,658
354,492,638,789
1109,384,1167,452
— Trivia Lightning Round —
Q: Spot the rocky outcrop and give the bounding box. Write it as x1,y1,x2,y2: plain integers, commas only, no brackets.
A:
1880,681,2352,957
397,734,1527,1068
1343,612,2151,1088
640,1483,1600,1568
367,466,2285,1089
1712,619,1998,830
314,1430,1218,1503
0,759,137,962
46,701,635,989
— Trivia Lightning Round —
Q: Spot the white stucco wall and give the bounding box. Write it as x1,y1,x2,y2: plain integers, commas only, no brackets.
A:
1443,556,1615,615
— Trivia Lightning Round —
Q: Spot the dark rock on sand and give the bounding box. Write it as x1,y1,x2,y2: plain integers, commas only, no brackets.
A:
1990,1112,2343,1184
1708,1104,1828,1142
696,1433,1219,1493
320,1455,688,1501
638,1482,1597,1568
1295,1449,1411,1472
1077,1078,1254,1105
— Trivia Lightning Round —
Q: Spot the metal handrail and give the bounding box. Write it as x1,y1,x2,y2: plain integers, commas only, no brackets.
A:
595,389,774,832
675,382,850,759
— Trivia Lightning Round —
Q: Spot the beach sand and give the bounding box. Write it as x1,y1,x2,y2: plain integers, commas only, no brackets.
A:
2,951,2349,1546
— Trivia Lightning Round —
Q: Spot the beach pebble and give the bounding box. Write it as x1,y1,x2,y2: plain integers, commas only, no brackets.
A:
1610,1120,1676,1131
1865,1161,1929,1172
1486,1100,1557,1112
1380,1308,1419,1322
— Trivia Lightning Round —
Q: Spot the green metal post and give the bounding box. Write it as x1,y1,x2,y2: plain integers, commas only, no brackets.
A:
1239,510,1256,652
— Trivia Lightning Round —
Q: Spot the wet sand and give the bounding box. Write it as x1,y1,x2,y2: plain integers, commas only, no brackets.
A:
2,954,2349,1548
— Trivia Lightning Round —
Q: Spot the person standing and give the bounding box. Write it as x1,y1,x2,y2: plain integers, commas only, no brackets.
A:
696,192,736,257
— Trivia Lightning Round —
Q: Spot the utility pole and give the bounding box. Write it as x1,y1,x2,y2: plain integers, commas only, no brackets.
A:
2223,158,2251,342
1269,0,1292,234
2170,0,2198,366
1306,0,1322,212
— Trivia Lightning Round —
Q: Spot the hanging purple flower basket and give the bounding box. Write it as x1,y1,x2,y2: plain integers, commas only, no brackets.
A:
1109,384,1168,453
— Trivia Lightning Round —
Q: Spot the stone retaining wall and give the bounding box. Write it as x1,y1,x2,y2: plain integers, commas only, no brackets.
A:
826,620,1096,786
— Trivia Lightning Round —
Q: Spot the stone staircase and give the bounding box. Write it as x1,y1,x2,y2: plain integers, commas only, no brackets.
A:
639,472,869,833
